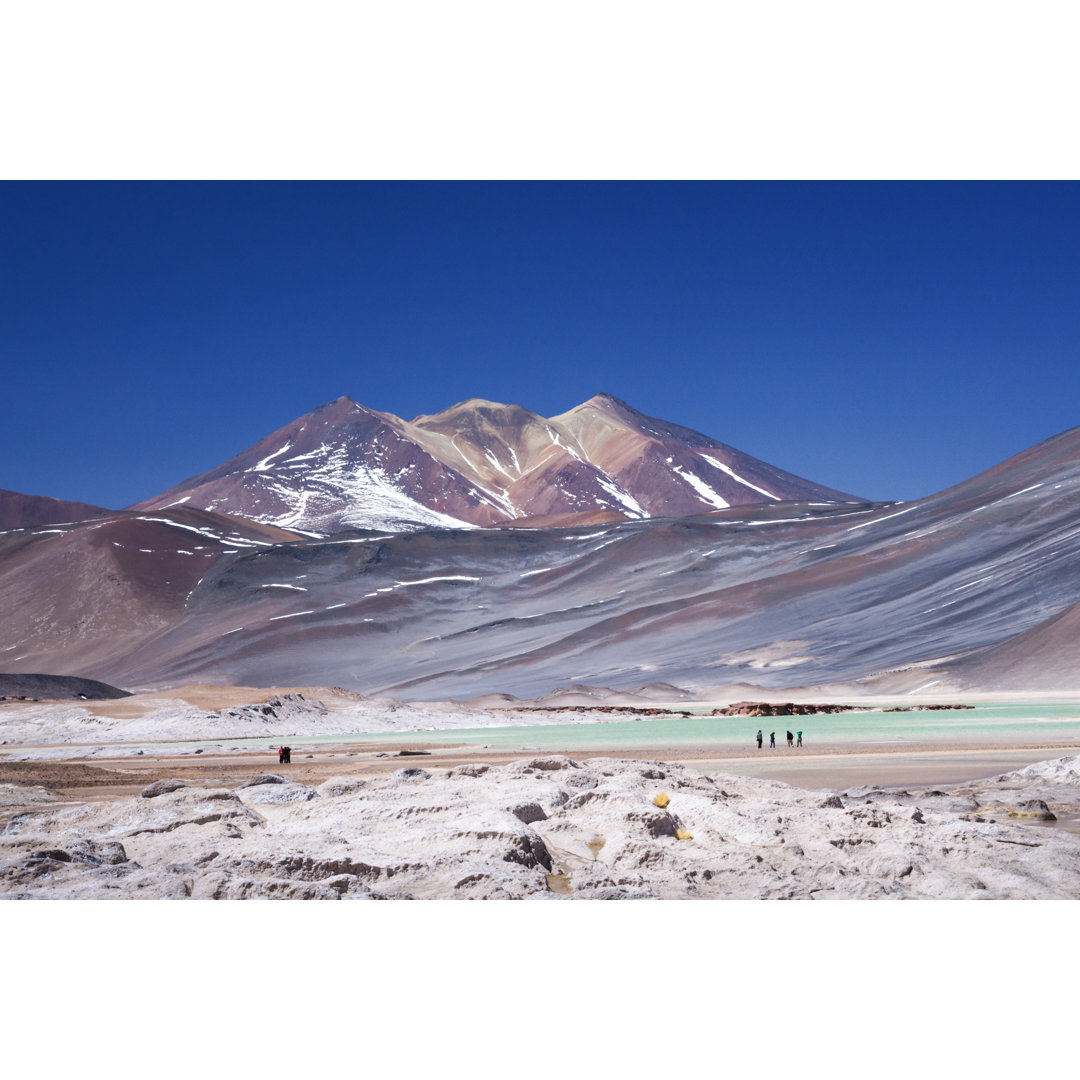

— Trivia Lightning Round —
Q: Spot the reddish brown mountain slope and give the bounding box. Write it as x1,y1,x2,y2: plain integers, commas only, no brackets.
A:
134,393,862,535
0,488,111,530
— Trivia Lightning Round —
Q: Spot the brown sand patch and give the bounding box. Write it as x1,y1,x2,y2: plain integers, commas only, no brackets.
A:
79,684,368,717
0,761,144,789
6,739,1078,813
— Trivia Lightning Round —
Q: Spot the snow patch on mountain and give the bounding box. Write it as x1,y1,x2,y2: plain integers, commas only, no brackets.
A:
252,441,293,472
595,474,647,518
671,465,730,509
251,443,474,533
699,454,780,500
547,426,586,463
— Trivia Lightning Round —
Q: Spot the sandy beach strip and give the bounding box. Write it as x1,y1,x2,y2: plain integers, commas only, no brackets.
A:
4,736,1079,811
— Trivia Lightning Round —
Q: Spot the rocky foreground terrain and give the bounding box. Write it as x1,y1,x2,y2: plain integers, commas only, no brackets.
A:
2,754,1078,899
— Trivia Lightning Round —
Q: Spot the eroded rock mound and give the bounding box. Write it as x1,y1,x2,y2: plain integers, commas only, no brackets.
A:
237,774,287,788
220,694,328,724
140,779,187,798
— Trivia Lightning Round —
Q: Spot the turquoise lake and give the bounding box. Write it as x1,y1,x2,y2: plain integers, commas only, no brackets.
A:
169,702,1080,753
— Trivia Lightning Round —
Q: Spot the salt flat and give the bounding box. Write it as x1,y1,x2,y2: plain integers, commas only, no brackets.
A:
2,687,1079,898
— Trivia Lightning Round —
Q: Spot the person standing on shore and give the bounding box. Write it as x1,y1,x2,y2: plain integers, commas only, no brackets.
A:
796,730,803,747
769,732,776,748
756,729,763,749
786,730,794,748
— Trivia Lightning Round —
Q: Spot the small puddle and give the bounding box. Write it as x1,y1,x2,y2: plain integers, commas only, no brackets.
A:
976,805,1080,835
1025,811,1080,836
586,835,606,859
546,872,573,894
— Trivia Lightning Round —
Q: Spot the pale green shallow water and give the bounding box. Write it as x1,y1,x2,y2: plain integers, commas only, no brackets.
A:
169,702,1080,753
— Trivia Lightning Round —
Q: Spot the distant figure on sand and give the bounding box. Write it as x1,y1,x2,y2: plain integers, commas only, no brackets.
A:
769,732,776,748
786,730,794,747
797,730,803,747
756,729,763,749
278,745,285,765
284,745,292,764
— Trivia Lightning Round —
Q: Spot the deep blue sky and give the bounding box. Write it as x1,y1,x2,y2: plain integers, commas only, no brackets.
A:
3,181,1079,509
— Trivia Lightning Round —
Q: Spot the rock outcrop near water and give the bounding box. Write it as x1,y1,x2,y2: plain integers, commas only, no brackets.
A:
3,755,1078,899
714,701,858,717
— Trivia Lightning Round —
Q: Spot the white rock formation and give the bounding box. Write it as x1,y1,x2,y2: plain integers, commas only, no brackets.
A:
0,695,618,760
2,756,1078,899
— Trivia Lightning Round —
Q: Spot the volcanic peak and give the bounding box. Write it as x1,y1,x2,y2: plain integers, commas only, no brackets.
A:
412,398,545,436
133,392,863,535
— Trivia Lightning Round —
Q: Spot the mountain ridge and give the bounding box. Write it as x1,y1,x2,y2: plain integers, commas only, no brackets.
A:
6,420,1080,695
132,392,862,535
0,489,111,531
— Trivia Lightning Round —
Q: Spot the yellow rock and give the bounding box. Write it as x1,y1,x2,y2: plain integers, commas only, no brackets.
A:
653,792,669,808
676,829,693,840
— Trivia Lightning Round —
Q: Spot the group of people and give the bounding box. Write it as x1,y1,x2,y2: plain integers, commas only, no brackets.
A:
755,729,803,749
277,745,293,764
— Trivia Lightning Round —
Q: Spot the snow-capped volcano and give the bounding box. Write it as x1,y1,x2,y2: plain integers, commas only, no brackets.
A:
133,393,861,534
131,397,497,533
